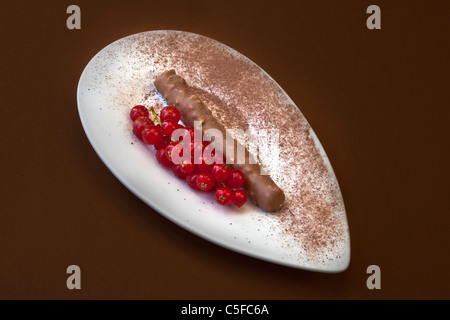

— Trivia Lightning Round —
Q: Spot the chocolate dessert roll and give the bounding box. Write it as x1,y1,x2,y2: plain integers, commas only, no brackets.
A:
154,70,285,212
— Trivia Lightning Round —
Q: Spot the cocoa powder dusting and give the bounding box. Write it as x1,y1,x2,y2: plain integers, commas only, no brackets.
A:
89,31,348,264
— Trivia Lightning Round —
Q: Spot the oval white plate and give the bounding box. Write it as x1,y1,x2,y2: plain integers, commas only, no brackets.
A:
77,30,350,272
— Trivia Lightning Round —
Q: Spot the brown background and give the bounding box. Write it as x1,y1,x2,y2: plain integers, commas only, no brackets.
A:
1,0,449,300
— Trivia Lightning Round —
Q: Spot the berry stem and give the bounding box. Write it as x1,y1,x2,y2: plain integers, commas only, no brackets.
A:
150,106,162,126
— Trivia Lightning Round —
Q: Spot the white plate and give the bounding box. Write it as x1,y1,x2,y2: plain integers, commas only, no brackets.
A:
77,30,350,272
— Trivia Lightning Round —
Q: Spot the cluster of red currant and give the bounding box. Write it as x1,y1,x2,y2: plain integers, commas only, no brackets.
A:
130,105,248,208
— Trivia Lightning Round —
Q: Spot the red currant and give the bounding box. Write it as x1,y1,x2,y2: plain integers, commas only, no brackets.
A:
203,143,217,162
211,164,231,182
191,141,209,163
161,121,179,137
196,172,215,191
232,189,247,208
180,126,195,143
172,164,187,179
165,141,186,163
170,124,186,141
160,106,181,123
211,180,219,191
142,125,163,145
186,173,199,190
155,148,173,168
215,186,233,206
196,156,214,172
133,117,154,141
154,136,171,151
227,169,246,189
130,105,149,121
164,142,176,162
180,160,196,174
131,104,249,209
190,142,200,163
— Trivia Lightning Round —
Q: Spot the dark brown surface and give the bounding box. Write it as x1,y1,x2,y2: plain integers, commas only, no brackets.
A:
1,0,449,300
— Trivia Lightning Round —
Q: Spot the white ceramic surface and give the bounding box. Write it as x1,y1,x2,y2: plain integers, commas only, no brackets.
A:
77,30,350,272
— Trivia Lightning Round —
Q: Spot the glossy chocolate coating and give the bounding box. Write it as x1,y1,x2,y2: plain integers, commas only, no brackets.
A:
154,70,285,212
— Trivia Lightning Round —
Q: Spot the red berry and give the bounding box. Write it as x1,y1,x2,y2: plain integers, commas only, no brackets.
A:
181,126,195,142
154,136,171,151
211,180,220,191
232,189,247,208
133,117,154,141
161,121,179,137
203,143,217,162
155,148,173,168
196,172,215,191
170,123,186,141
165,142,183,163
227,169,246,188
196,156,214,172
160,106,181,123
215,186,233,206
130,105,149,121
180,160,196,174
190,142,200,163
142,125,163,145
192,141,210,163
211,164,231,182
186,173,199,190
172,164,187,179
